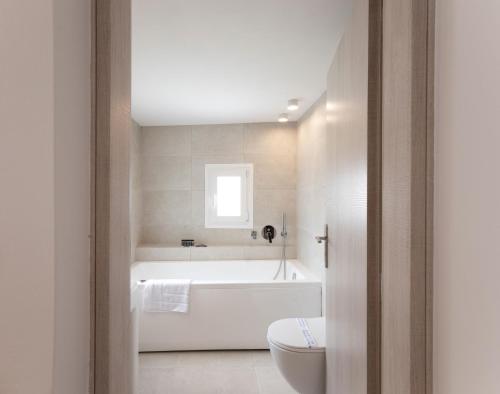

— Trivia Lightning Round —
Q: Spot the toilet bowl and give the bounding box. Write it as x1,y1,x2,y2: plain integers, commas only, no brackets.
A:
267,317,325,394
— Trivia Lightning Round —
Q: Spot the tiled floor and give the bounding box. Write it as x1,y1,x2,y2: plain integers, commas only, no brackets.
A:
139,350,297,394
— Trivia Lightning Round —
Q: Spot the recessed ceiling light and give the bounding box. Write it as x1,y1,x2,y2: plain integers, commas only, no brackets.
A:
278,113,289,123
287,99,299,111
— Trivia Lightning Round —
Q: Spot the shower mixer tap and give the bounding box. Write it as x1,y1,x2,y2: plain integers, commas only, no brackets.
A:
262,225,276,243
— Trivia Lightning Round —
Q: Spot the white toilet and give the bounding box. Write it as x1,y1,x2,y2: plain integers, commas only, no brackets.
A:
267,317,325,394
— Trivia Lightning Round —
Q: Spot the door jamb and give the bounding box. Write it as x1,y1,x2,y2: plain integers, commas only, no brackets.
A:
89,0,435,392
90,0,133,393
380,0,434,392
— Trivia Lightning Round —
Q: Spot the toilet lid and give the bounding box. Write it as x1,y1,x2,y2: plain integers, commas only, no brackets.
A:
267,317,325,353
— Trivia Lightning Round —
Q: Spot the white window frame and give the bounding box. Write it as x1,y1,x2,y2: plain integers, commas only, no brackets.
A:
204,163,254,229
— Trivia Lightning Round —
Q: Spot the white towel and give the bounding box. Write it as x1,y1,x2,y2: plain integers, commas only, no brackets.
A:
142,279,191,313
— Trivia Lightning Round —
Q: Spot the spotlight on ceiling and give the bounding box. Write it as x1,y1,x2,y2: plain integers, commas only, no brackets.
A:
278,113,289,123
287,99,299,111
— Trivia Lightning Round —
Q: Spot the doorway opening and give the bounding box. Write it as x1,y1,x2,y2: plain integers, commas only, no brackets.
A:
92,0,433,393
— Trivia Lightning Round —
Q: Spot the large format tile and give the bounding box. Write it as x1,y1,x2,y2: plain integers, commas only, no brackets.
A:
140,351,274,368
244,123,297,156
192,226,253,246
167,366,259,394
135,246,190,261
191,155,245,190
250,351,275,367
190,190,205,227
138,351,296,394
173,350,269,368
252,223,297,248
141,224,195,245
174,351,222,368
142,156,191,191
141,126,192,157
254,189,296,227
131,155,142,191
191,124,244,156
142,191,191,226
215,351,270,368
139,351,284,394
245,154,296,190
255,366,297,394
297,117,327,191
296,185,326,233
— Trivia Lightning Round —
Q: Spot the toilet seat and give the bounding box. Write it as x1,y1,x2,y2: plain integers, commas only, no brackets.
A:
267,317,325,353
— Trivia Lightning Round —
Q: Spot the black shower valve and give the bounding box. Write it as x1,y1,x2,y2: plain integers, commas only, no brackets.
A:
262,225,276,244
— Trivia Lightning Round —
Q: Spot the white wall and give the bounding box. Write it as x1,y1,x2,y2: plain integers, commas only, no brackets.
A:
53,0,91,393
0,1,55,393
296,95,327,298
434,1,500,393
0,1,91,393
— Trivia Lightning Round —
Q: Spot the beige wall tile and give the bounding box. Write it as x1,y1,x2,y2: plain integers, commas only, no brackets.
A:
191,124,244,155
134,245,298,261
191,155,245,190
131,122,143,191
131,158,142,191
142,191,191,226
141,224,195,245
296,95,327,301
130,121,143,261
254,189,296,228
245,154,296,190
131,189,143,254
244,123,297,156
252,223,297,246
131,121,142,155
142,156,191,191
296,185,326,234
135,246,190,261
191,190,205,227
141,126,191,156
137,122,299,251
297,101,327,190
193,226,253,246
296,227,324,280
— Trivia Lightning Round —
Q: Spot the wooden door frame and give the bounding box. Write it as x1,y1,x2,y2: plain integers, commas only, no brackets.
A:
89,0,434,392
381,0,434,393
90,0,133,393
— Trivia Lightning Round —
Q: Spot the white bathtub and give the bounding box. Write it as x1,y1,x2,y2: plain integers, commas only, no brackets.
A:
131,259,322,351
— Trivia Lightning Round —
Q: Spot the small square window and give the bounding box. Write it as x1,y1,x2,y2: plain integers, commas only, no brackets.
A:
205,164,253,229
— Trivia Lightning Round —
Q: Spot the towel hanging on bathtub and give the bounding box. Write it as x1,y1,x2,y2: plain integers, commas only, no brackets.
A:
142,279,191,313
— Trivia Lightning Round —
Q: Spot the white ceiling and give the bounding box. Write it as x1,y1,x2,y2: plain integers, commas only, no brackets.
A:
132,0,350,126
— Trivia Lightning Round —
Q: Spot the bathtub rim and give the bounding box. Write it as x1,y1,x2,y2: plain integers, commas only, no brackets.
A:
130,259,321,291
